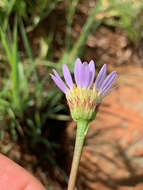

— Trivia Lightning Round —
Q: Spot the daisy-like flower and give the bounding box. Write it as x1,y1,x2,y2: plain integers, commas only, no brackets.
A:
50,58,117,121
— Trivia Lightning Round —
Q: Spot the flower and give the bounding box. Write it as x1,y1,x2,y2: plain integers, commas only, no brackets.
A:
50,58,117,121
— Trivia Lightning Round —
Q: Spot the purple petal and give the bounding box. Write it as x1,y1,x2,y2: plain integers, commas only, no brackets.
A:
53,69,62,80
74,58,82,86
80,62,90,88
94,64,107,90
88,60,95,88
103,85,119,97
62,64,74,89
99,71,117,94
50,74,68,93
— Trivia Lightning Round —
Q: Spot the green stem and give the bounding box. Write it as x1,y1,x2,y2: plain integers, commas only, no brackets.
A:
68,120,89,190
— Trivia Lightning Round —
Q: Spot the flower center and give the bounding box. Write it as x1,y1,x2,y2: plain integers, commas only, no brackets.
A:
65,85,100,121
66,85,97,102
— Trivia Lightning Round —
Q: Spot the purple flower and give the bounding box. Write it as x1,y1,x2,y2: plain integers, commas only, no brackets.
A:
50,58,117,121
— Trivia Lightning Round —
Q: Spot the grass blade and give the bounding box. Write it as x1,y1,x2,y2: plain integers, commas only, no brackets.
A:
69,0,103,64
11,18,21,112
19,18,33,60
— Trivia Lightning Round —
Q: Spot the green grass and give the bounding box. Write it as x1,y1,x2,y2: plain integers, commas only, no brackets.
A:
103,0,143,42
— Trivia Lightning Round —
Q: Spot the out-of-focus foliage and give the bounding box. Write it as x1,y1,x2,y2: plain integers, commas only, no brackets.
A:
0,0,63,30
0,23,66,140
101,0,143,42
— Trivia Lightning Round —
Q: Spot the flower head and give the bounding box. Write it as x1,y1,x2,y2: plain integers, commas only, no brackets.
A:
50,58,117,121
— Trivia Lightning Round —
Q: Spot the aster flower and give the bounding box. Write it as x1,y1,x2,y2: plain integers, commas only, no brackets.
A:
50,58,117,121
50,58,117,190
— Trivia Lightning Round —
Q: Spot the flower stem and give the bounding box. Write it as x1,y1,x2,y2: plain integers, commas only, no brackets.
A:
68,120,89,190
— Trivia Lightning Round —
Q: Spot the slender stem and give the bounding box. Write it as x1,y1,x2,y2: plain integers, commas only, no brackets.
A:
68,120,89,190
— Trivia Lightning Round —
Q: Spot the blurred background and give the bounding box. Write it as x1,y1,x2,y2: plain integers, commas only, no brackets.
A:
0,0,143,189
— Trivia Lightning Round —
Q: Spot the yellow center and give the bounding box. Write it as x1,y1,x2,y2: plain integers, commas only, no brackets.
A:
66,85,97,103
65,85,100,121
